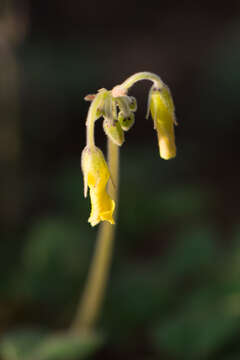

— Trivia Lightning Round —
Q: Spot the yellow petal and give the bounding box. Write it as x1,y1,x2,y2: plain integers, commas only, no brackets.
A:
81,146,115,226
88,187,115,226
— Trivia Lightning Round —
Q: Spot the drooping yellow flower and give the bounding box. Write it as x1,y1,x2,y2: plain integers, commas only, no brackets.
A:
149,86,176,160
81,146,115,226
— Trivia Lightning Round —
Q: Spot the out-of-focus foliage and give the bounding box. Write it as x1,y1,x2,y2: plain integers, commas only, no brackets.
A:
0,1,240,360
2,152,240,359
0,329,103,360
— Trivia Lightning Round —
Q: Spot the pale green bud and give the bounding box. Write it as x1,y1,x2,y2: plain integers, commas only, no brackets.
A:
112,98,118,119
103,118,125,146
118,111,135,131
115,97,131,118
127,96,137,112
104,94,114,120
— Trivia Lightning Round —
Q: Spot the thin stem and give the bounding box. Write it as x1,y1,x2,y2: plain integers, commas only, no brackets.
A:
121,71,164,91
86,90,108,148
71,140,119,333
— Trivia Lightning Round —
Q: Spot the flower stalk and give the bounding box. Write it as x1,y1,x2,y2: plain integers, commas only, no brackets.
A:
72,140,119,333
86,89,108,148
72,71,177,333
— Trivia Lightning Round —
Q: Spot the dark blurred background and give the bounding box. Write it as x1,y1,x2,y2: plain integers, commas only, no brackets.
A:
0,1,240,359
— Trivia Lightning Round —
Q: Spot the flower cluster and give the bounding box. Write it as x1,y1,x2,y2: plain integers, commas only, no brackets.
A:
81,73,177,226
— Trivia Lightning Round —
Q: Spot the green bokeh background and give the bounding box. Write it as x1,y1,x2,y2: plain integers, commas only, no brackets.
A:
0,1,240,359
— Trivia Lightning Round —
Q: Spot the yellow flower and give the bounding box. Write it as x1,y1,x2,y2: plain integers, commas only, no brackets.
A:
149,86,176,160
81,146,115,226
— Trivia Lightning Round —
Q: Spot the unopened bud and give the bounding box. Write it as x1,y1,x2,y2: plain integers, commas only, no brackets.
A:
118,111,135,131
103,118,125,146
150,87,176,160
127,96,137,112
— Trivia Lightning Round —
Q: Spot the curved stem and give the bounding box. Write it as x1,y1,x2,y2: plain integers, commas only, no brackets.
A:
86,90,108,148
120,71,164,91
71,140,119,333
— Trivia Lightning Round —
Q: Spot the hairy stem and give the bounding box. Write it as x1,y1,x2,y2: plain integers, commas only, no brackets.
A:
71,140,119,333
86,90,108,148
120,71,164,91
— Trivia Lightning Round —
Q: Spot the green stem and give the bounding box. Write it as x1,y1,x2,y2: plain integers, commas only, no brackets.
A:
121,71,164,91
86,90,108,148
71,140,119,333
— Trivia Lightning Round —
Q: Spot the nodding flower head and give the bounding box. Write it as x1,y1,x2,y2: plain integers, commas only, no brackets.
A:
149,85,177,160
83,72,178,226
81,146,115,226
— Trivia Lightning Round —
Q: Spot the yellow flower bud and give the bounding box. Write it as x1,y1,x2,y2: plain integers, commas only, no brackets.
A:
150,86,176,160
81,146,115,226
